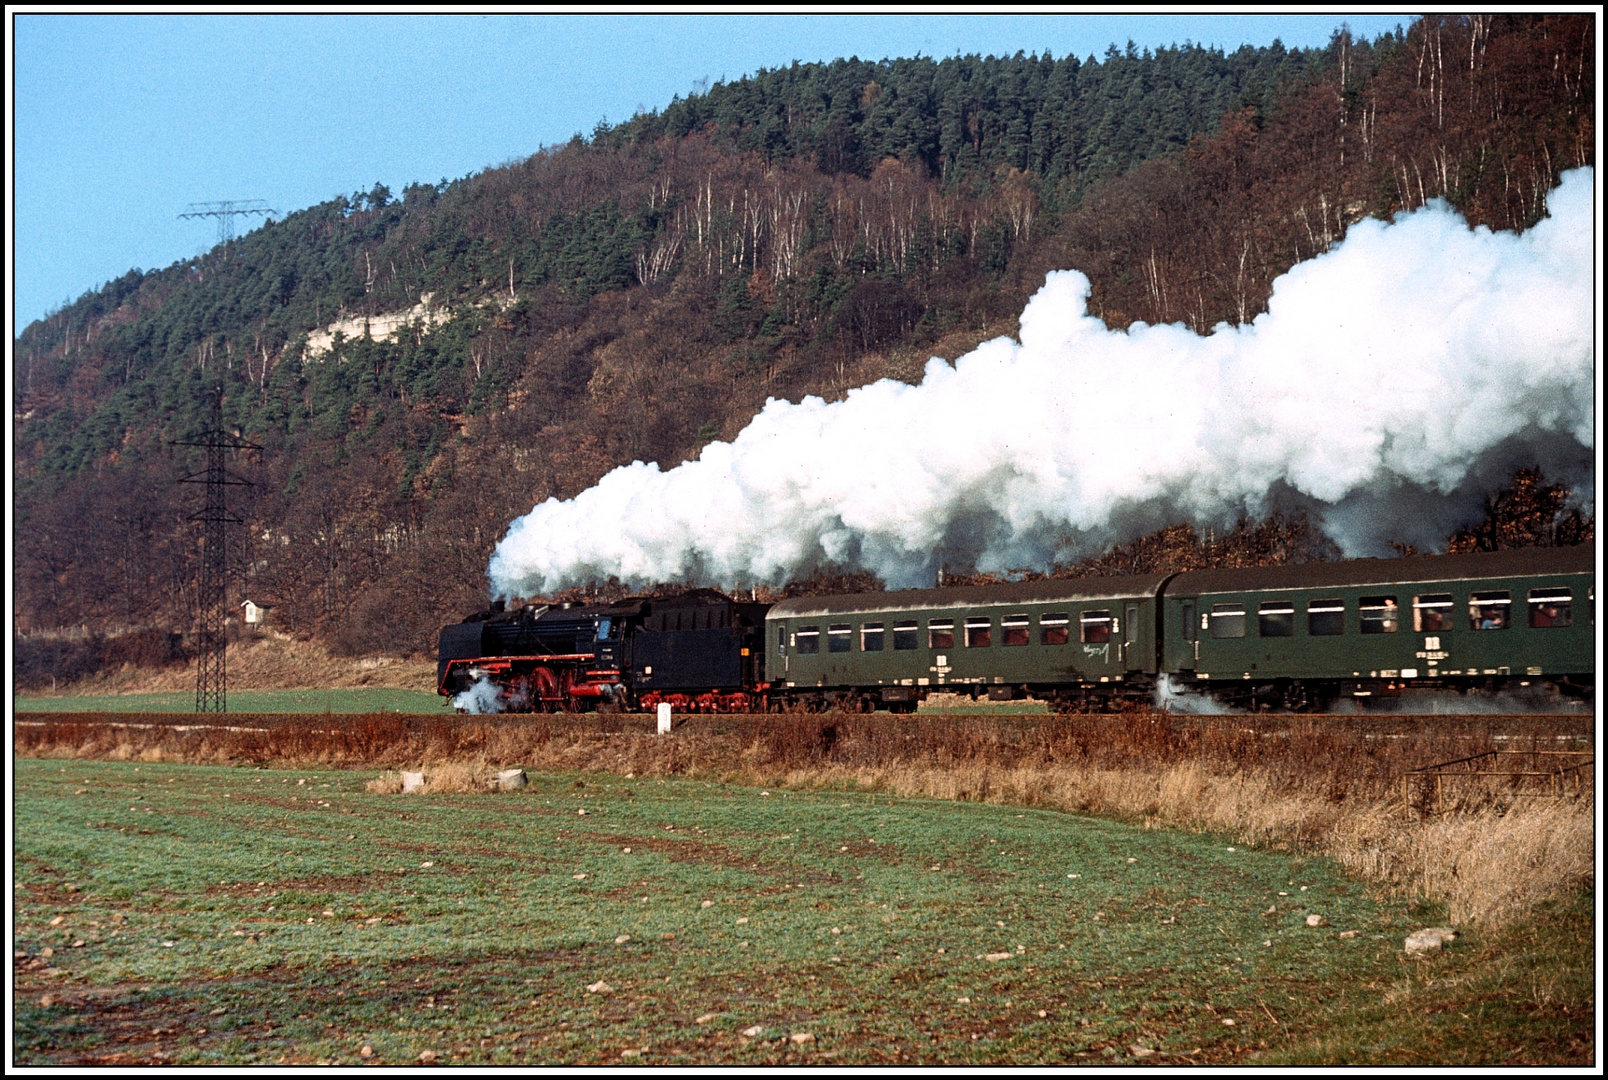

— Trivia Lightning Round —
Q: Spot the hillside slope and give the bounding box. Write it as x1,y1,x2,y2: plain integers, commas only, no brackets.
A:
13,16,1593,655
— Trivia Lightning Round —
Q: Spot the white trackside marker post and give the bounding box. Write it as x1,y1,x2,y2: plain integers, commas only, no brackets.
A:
657,702,672,735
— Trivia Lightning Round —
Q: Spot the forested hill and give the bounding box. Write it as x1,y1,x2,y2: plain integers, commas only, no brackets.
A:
13,16,1595,658
599,40,1335,192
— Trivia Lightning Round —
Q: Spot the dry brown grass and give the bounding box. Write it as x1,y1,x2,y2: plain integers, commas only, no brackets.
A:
13,632,434,698
15,709,1591,929
365,760,510,794
364,771,405,794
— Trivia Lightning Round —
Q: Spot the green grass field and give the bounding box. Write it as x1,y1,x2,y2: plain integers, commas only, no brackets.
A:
13,759,1588,1065
12,688,453,714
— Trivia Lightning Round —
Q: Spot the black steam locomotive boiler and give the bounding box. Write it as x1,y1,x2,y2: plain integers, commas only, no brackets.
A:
437,589,771,713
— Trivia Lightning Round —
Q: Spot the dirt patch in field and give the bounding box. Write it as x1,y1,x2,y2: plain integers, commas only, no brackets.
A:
203,871,409,898
576,831,846,886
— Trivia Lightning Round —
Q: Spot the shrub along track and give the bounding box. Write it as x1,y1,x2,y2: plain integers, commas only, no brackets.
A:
13,710,1592,778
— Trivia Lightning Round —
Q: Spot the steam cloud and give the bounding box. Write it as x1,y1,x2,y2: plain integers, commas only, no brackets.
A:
489,169,1595,598
453,675,505,715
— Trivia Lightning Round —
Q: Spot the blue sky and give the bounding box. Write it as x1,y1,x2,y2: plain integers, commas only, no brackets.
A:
10,13,1415,330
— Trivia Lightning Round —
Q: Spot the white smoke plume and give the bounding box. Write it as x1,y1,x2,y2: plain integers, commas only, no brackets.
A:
453,674,505,715
489,169,1595,597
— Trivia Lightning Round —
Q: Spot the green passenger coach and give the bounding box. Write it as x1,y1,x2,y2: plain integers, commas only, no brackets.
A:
1160,547,1594,710
765,574,1171,711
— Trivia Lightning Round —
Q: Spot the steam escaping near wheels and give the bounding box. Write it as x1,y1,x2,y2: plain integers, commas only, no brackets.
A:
488,169,1594,599
1153,676,1235,715
453,674,504,715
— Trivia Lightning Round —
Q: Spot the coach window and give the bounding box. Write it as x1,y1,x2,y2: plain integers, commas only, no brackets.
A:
893,621,919,650
861,622,886,651
1469,591,1511,630
1080,610,1113,643
777,626,787,654
796,626,820,654
1413,594,1455,632
1209,604,1246,639
1527,589,1572,628
1307,599,1345,636
1040,614,1070,645
1002,614,1030,647
965,617,993,648
1181,602,1196,641
1359,596,1400,634
1258,602,1294,637
828,624,852,652
928,619,955,649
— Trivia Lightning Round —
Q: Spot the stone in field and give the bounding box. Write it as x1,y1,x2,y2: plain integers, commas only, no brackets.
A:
790,1032,814,1044
418,1050,438,1064
359,1045,373,1059
1306,914,1328,927
587,981,614,994
1405,926,1458,956
741,1025,765,1038
492,769,528,791
1339,930,1360,939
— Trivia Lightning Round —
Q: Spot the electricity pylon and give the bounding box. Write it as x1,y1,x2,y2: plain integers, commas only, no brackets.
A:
173,393,261,713
179,200,277,246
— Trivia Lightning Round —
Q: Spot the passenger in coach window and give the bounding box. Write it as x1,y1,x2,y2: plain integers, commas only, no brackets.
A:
1380,598,1399,633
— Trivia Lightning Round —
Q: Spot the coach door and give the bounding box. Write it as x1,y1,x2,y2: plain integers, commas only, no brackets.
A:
1078,608,1124,683
1122,604,1140,670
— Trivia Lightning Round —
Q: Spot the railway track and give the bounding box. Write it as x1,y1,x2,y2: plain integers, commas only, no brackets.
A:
14,710,1594,732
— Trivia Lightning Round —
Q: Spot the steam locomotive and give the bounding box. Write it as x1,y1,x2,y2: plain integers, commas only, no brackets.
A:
437,546,1594,713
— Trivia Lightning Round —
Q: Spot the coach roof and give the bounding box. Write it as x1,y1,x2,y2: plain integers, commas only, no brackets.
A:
767,572,1174,620
1166,546,1593,597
